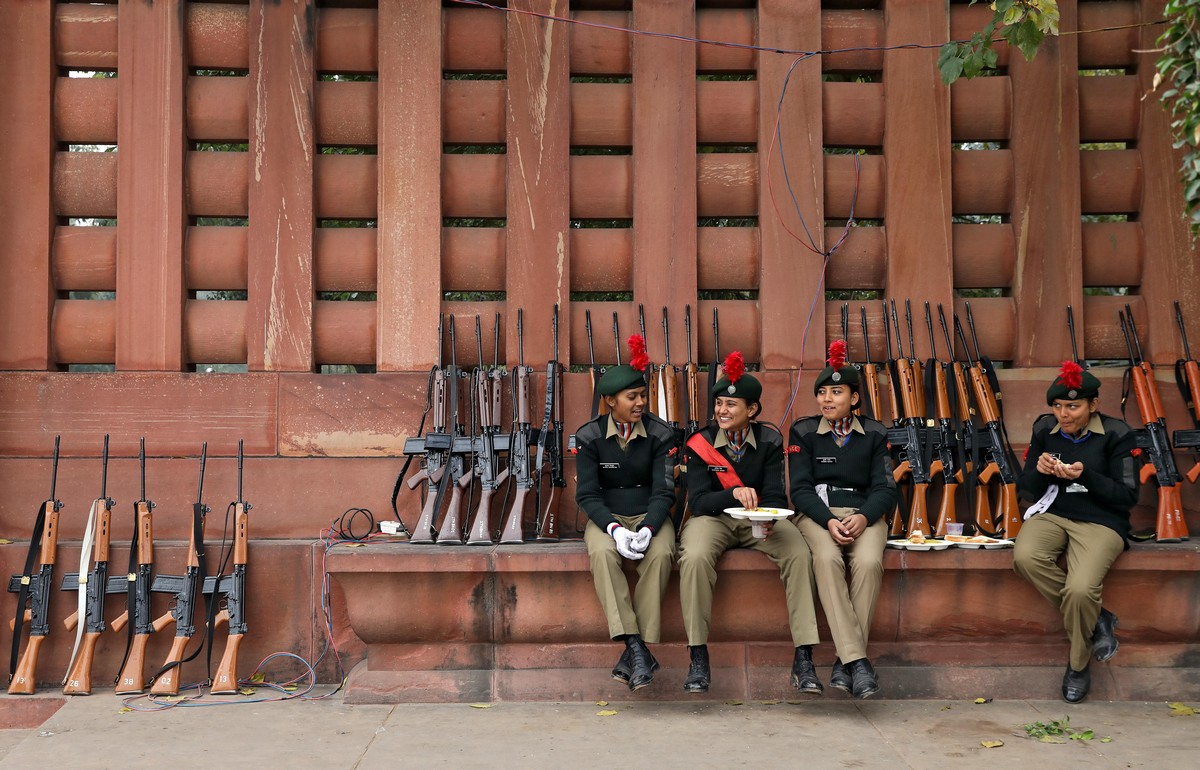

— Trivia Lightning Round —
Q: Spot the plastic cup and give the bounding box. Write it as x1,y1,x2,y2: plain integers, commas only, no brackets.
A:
946,522,965,537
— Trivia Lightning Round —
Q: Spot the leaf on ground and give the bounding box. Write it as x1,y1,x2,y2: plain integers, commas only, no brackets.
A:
469,703,492,709
941,705,952,711
596,709,618,716
724,700,744,706
785,700,804,705
974,697,993,704
282,684,298,692
980,740,1004,748
118,707,133,713
1100,736,1113,743
344,542,367,548
249,672,266,683
1167,701,1196,716
760,700,780,706
1038,735,1066,744
238,687,256,696
596,700,608,707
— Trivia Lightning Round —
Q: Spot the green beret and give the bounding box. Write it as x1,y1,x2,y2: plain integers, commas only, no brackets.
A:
712,372,762,402
813,365,860,395
598,364,647,396
1046,361,1100,405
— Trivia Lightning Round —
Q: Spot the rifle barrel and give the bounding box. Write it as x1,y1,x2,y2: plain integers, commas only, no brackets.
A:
612,312,622,365
1067,305,1082,365
1177,301,1194,361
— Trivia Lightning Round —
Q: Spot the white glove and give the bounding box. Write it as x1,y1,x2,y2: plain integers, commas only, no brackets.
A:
608,524,643,560
631,527,653,553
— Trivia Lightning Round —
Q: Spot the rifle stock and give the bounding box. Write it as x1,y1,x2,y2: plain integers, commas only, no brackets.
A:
114,494,158,695
209,497,249,694
500,312,533,545
62,481,115,695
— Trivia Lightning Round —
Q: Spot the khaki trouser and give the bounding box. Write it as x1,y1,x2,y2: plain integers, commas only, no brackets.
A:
796,507,887,663
678,514,819,647
1012,512,1124,671
584,513,676,643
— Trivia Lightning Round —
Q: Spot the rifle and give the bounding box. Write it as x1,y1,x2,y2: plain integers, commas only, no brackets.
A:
586,309,608,418
210,440,252,694
708,307,722,421
923,302,963,537
113,438,169,694
960,305,1022,539
500,309,535,544
881,302,906,537
7,435,64,695
61,435,120,695
467,314,509,545
939,304,978,531
1119,309,1188,542
683,304,702,436
612,312,623,366
437,315,472,545
405,315,451,544
147,443,212,695
640,304,659,414
1172,301,1200,483
660,307,682,432
859,305,884,422
885,299,934,538
536,304,565,541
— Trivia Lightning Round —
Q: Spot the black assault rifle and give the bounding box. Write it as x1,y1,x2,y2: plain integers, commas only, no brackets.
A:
210,440,252,694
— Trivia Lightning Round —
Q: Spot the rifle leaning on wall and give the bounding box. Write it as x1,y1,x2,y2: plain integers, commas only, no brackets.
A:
535,304,565,542
210,440,252,694
1119,308,1189,543
857,305,885,423
61,435,122,695
1171,301,1200,485
500,309,536,544
112,438,170,695
885,299,936,538
467,314,511,546
437,316,473,545
8,435,64,695
147,443,212,695
405,315,452,544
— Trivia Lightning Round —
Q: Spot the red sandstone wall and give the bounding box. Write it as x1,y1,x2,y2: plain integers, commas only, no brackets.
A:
2,0,1199,685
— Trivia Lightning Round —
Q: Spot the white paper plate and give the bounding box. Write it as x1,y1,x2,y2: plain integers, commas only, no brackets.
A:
724,507,794,521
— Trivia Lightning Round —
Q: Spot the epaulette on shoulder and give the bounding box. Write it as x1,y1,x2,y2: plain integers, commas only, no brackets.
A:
1100,413,1133,438
790,415,822,438
858,415,889,437
1032,413,1058,433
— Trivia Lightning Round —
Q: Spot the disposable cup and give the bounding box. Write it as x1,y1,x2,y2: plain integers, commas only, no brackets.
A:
946,522,965,537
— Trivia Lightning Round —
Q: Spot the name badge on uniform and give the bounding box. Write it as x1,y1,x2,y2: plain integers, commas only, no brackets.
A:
600,462,621,470
1065,483,1088,493
816,456,837,464
708,465,729,473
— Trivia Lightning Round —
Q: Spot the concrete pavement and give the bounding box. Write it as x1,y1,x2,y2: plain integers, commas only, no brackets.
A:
1,691,1198,769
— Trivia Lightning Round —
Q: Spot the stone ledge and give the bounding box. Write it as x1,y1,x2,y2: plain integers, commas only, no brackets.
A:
328,540,1200,703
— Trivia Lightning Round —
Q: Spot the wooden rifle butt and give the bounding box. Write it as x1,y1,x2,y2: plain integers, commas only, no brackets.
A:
888,503,905,538
499,487,530,544
114,633,152,694
466,487,497,545
905,482,931,538
436,475,471,545
409,483,441,544
931,479,958,538
149,635,192,695
62,631,102,695
971,466,1001,537
536,489,559,542
997,483,1022,540
8,634,46,695
210,633,244,695
1156,484,1189,542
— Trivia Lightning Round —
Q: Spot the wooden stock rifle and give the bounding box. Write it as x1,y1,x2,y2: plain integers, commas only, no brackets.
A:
959,305,1022,539
885,299,935,538
858,305,885,423
708,307,722,422
587,309,608,418
536,304,565,541
922,302,963,537
148,443,212,695
405,315,451,543
683,304,702,436
8,435,64,695
1119,308,1188,542
210,440,252,694
881,303,906,537
61,435,122,695
113,438,170,694
639,304,659,415
467,314,509,545
437,315,473,545
500,309,536,544
939,304,978,532
1172,300,1200,484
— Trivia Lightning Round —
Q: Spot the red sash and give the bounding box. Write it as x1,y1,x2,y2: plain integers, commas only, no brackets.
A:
686,432,745,490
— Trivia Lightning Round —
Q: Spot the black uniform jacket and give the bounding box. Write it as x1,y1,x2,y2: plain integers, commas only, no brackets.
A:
574,412,678,532
787,414,899,528
685,423,788,516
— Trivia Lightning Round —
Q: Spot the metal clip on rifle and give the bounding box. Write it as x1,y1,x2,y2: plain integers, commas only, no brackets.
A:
1119,309,1188,542
1171,301,1200,483
8,435,64,695
148,442,212,695
501,309,535,544
210,440,252,694
61,435,121,695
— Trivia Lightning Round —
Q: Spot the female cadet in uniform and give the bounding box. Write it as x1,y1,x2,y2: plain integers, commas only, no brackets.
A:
678,352,823,695
1014,362,1137,703
788,340,898,699
574,335,678,691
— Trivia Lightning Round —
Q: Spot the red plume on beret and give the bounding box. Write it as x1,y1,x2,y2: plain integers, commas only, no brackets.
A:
826,339,848,371
1058,360,1084,389
628,334,649,372
722,351,745,384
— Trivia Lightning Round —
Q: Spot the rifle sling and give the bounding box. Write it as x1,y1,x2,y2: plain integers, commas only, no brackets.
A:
63,499,99,682
685,433,746,491
114,501,140,684
535,366,557,516
9,502,48,681
147,500,212,686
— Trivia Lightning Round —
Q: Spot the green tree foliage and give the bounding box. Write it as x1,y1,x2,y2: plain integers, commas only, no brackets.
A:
937,0,1059,83
1156,0,1200,232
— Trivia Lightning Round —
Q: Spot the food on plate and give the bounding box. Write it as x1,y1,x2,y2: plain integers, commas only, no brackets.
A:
907,531,927,544
945,534,1000,544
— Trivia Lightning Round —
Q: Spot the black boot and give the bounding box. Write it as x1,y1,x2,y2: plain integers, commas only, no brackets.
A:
829,658,851,694
611,646,632,684
684,645,711,693
1062,663,1091,703
625,635,658,691
847,658,879,699
790,646,823,695
1092,608,1120,663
